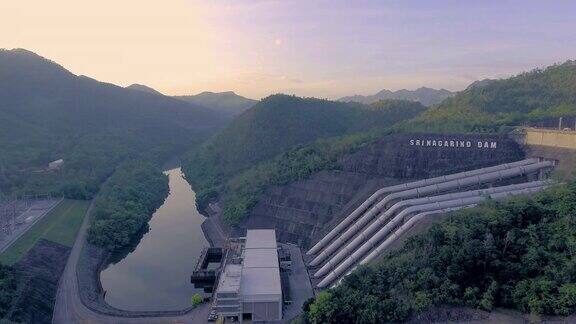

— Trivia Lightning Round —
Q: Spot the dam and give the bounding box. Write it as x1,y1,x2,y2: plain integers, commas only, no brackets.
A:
242,133,526,248
522,127,576,150
231,131,569,290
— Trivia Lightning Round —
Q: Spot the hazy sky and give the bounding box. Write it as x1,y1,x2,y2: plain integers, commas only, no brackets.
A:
2,0,575,99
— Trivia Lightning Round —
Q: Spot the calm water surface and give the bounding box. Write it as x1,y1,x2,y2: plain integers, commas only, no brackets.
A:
100,167,208,311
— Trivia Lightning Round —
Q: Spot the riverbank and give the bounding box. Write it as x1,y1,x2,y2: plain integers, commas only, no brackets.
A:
53,201,212,323
68,167,214,317
76,241,199,317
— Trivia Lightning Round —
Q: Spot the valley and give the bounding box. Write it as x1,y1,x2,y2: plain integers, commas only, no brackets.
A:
1,11,576,322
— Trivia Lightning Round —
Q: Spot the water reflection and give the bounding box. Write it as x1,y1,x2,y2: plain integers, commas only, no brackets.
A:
100,167,209,311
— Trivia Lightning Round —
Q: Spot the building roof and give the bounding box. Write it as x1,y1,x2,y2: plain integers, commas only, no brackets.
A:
245,229,277,249
240,268,282,299
216,230,282,301
243,248,279,269
217,264,242,293
240,229,282,300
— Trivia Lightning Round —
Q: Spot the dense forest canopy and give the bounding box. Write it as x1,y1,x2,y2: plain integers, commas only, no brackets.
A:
87,161,169,251
305,182,576,323
183,95,425,223
0,49,226,199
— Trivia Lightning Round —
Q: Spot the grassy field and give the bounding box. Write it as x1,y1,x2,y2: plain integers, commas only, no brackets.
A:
0,199,90,266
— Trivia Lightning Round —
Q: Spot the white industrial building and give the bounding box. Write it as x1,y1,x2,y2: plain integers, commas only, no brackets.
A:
214,229,283,322
48,159,64,170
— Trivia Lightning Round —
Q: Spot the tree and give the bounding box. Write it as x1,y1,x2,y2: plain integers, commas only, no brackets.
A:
307,291,336,323
191,293,203,308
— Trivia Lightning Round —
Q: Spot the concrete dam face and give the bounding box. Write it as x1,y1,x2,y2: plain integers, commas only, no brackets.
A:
241,133,525,248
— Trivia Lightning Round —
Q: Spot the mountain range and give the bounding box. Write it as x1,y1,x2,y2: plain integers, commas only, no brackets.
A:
126,84,258,118
339,87,454,106
0,48,226,197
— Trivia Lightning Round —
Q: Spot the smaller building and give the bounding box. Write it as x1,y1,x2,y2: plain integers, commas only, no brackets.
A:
48,159,64,170
214,264,242,316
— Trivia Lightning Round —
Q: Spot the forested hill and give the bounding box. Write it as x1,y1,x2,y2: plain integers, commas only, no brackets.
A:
0,48,227,198
339,87,453,106
404,60,576,132
183,95,425,219
175,91,257,117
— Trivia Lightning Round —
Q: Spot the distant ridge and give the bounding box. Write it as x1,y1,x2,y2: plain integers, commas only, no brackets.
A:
339,87,454,106
126,83,164,96
175,91,257,117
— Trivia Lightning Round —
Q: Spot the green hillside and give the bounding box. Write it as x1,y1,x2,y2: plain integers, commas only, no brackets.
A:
403,61,576,132
183,95,425,222
0,49,226,198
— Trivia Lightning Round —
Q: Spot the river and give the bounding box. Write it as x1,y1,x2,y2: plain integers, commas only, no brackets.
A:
100,167,209,311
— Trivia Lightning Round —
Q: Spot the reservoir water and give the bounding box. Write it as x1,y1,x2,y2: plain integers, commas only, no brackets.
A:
100,167,209,311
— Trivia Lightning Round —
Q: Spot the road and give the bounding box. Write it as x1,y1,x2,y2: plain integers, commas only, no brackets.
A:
52,202,211,324
282,243,314,322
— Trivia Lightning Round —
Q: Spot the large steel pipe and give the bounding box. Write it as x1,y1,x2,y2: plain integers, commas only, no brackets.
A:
331,205,475,289
317,185,547,288
312,180,548,273
309,161,552,266
306,158,539,255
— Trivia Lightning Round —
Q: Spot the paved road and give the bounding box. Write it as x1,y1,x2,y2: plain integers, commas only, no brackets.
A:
282,243,314,322
52,202,211,324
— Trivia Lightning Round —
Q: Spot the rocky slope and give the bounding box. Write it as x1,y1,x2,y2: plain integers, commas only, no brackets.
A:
239,133,524,247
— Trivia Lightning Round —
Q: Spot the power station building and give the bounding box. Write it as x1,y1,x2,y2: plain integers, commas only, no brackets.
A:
214,229,283,322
